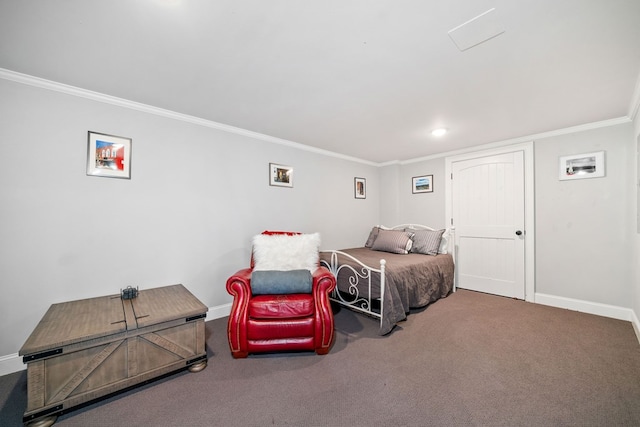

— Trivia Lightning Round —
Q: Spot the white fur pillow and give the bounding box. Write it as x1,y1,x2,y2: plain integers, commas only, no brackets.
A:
252,233,320,272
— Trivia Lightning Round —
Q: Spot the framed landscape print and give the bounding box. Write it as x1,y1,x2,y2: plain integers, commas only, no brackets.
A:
86,131,132,179
412,175,433,193
354,177,366,199
269,163,293,187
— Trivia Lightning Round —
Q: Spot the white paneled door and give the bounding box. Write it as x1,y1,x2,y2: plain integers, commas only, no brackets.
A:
451,151,525,299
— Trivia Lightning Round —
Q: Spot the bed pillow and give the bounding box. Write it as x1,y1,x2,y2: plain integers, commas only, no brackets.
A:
407,228,445,255
365,226,381,248
250,269,313,295
252,232,320,272
371,229,413,254
439,229,450,254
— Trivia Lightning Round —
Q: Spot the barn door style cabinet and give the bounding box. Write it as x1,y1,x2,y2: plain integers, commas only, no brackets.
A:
19,284,208,427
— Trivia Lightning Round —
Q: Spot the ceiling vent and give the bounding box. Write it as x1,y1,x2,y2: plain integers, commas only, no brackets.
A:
448,8,505,52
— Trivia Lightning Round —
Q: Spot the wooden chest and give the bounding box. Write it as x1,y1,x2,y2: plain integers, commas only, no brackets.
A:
19,284,208,426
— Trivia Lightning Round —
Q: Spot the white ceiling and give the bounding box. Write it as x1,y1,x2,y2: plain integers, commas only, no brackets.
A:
1,1,639,163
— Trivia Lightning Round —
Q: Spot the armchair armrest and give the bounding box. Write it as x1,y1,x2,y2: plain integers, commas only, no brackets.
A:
226,268,252,296
312,266,336,295
312,266,336,352
226,268,253,358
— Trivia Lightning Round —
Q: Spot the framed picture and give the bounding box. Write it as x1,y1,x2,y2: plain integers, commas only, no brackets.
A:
412,175,433,194
86,131,132,179
354,177,366,199
559,151,605,180
269,163,293,187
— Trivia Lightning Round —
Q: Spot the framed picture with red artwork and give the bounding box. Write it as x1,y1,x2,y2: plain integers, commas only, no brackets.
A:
86,131,132,179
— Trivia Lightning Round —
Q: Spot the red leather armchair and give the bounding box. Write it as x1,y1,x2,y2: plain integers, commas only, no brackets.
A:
225,232,337,358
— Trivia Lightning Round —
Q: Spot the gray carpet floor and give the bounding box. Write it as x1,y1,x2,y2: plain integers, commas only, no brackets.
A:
1,289,639,426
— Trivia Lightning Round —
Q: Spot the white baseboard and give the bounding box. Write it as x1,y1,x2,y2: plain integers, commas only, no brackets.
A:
206,302,232,322
0,303,233,378
632,309,640,345
534,293,634,320
0,353,25,377
535,293,640,344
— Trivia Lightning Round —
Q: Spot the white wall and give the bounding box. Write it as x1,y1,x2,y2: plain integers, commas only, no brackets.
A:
378,163,400,225
634,113,640,339
534,124,634,308
379,157,447,228
0,78,379,361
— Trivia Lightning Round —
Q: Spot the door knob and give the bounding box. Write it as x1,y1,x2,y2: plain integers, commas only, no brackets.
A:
515,230,523,236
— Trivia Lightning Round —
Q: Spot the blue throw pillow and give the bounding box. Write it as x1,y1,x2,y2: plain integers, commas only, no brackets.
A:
250,270,313,295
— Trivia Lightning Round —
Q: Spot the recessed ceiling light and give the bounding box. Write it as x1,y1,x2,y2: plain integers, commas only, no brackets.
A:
431,128,448,137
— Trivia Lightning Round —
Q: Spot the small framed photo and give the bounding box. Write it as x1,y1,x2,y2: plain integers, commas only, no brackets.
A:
412,175,433,194
559,151,605,181
269,163,293,187
354,177,366,199
86,131,132,179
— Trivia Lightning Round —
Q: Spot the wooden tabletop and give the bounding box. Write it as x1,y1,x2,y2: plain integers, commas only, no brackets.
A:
20,284,207,356
131,284,208,328
19,294,126,356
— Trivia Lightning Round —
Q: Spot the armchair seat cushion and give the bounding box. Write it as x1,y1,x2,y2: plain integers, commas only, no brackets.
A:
249,294,314,319
247,318,315,341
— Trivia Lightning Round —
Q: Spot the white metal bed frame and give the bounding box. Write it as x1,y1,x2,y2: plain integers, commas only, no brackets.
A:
320,224,456,328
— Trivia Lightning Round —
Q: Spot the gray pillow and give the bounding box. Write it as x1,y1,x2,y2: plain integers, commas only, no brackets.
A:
407,228,445,255
371,229,413,254
365,226,381,248
250,270,313,295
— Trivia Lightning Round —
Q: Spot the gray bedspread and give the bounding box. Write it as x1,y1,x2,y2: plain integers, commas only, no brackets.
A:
320,248,454,335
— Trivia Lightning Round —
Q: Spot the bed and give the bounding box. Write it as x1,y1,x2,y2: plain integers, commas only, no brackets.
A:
319,224,455,335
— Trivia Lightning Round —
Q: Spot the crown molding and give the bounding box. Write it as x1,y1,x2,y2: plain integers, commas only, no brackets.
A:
0,68,378,167
399,117,631,165
1,67,634,167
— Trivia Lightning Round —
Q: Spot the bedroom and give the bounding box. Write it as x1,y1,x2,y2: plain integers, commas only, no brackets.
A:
0,0,639,382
